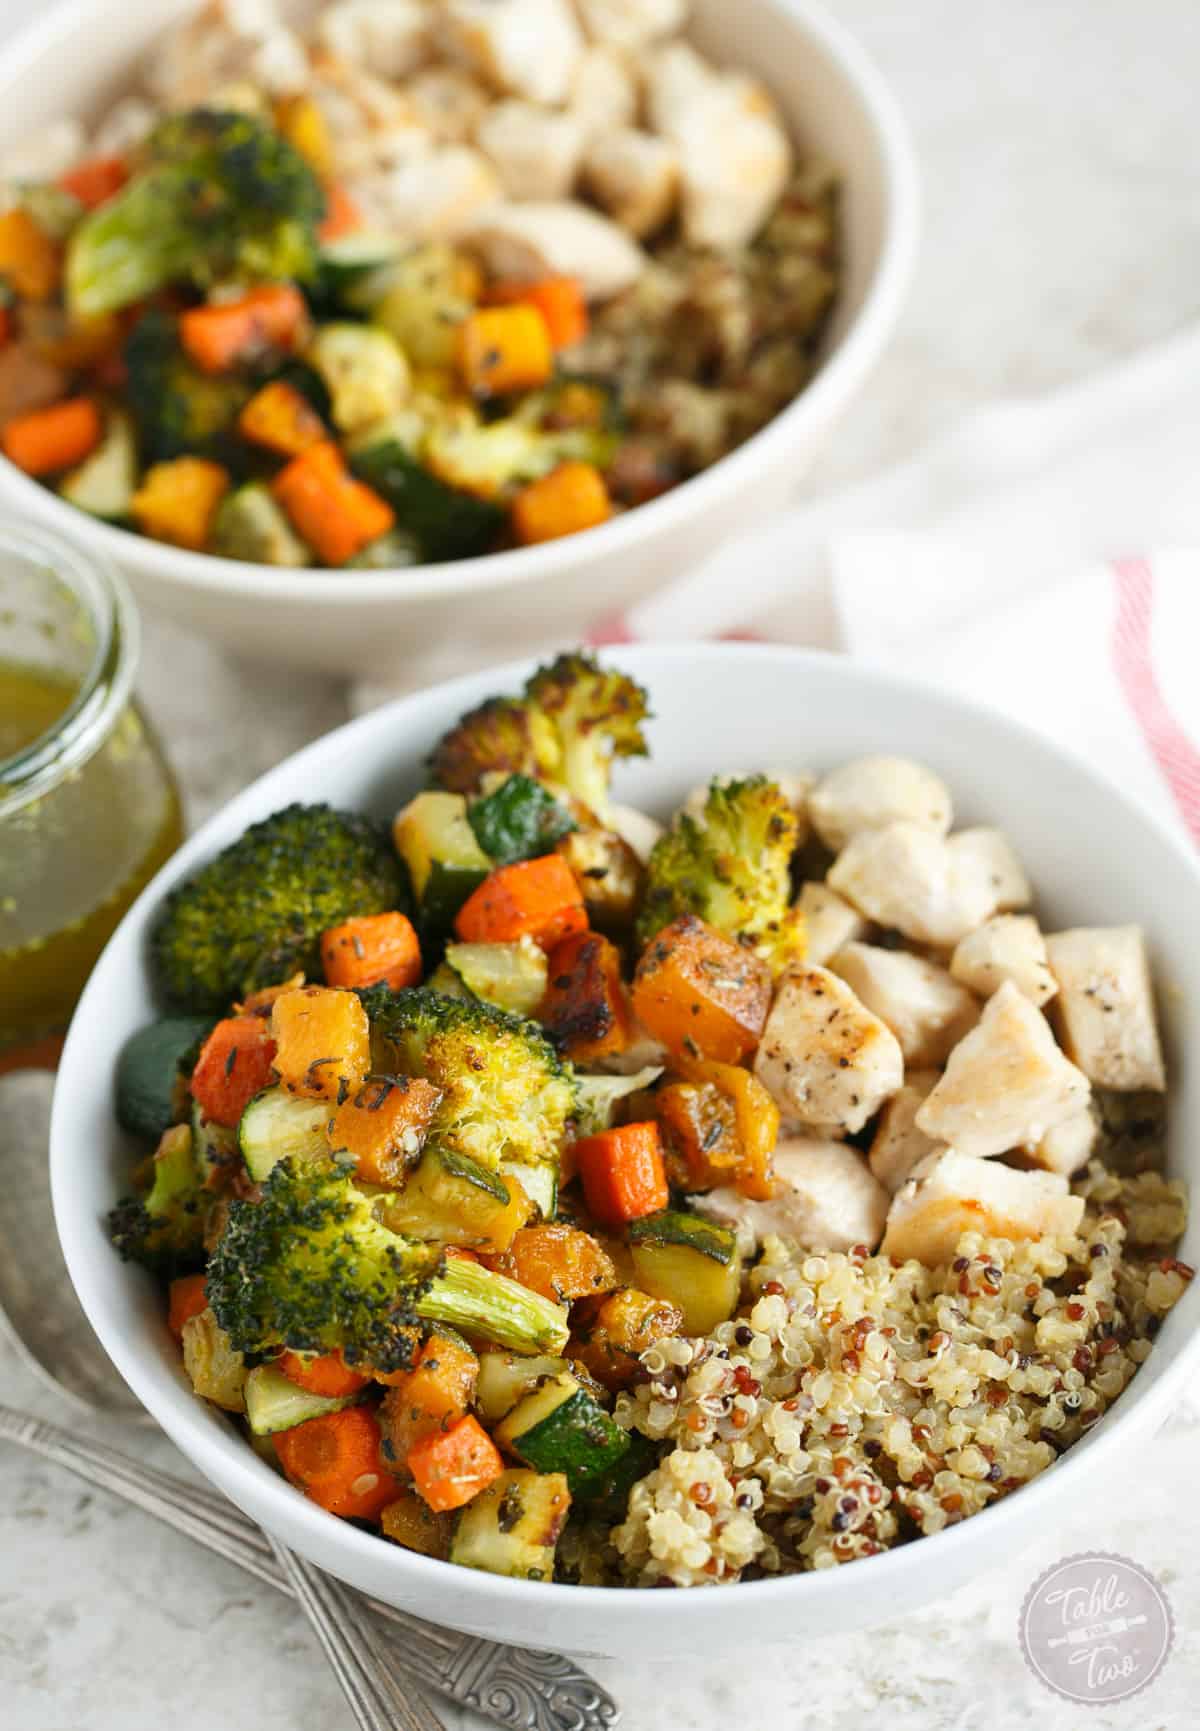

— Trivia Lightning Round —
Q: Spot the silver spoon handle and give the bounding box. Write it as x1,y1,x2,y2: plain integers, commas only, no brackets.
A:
0,1404,620,1731
265,1533,444,1731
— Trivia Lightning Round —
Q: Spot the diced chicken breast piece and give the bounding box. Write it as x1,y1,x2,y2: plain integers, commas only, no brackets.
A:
695,1137,890,1255
1022,1107,1098,1178
827,822,996,949
948,827,1031,913
148,0,311,105
404,66,492,141
882,1149,1085,1266
753,965,904,1136
90,96,157,159
644,44,791,250
608,803,664,864
0,118,85,183
440,0,584,104
576,0,688,51
361,146,501,239
569,44,638,136
809,755,953,853
318,0,432,78
1045,926,1166,1092
477,101,587,201
583,128,679,237
951,914,1057,1007
915,980,1091,1158
869,1070,943,1193
829,943,979,1068
796,882,866,967
464,200,645,299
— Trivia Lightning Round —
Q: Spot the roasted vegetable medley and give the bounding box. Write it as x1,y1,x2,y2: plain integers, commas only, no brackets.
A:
0,0,838,566
108,653,1190,1585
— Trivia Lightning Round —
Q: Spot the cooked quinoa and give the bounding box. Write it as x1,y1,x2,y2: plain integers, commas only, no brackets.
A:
562,1165,1191,1588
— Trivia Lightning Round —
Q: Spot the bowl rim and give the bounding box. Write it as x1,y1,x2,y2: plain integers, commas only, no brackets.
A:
50,642,1200,1631
0,0,920,605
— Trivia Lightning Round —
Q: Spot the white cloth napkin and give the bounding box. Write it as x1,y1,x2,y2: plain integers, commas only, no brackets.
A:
576,320,1200,849
356,322,1200,850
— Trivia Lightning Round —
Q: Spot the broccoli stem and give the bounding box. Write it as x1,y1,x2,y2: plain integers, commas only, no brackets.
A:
415,1257,570,1355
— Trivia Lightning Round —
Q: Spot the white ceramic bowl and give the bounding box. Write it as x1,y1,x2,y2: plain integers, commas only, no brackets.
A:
51,645,1200,1657
0,0,917,676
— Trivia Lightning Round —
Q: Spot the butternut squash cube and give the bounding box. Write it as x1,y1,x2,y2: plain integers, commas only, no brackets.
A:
270,984,371,1101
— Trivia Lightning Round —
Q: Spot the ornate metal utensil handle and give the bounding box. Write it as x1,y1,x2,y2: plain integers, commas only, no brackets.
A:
0,1404,619,1731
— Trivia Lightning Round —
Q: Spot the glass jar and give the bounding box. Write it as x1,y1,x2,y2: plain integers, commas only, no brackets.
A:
0,524,182,1057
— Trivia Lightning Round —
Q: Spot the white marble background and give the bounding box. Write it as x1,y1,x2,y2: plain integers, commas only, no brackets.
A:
3,2,1199,1726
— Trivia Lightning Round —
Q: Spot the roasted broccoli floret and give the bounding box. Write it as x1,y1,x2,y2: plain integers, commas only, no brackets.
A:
360,985,576,1174
124,308,251,463
636,775,804,972
106,1123,213,1278
430,652,649,819
525,653,650,817
66,107,325,316
151,803,408,1015
431,695,561,798
206,1157,570,1368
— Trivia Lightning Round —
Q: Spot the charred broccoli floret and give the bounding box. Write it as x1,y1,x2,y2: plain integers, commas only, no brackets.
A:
66,107,325,316
106,1123,213,1278
636,775,804,971
359,985,576,1175
124,308,251,463
206,1157,569,1368
430,652,649,818
151,803,408,1015
432,696,560,798
524,653,650,817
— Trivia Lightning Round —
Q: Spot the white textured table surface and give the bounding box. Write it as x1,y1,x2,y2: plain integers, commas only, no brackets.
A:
4,2,1200,1727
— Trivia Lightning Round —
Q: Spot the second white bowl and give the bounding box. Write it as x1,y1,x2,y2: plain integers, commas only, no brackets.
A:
0,0,917,674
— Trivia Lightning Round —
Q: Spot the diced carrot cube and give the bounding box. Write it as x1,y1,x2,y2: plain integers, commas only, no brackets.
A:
189,1016,278,1127
179,284,308,374
277,1349,372,1399
487,276,588,349
167,1274,209,1341
2,396,101,476
407,1414,503,1514
274,1407,399,1520
574,1122,669,1227
318,182,364,242
454,855,586,950
58,155,128,209
321,911,422,992
272,441,394,566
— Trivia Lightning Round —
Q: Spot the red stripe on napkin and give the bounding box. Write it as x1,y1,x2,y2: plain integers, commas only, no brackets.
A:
1112,558,1200,843
585,610,636,646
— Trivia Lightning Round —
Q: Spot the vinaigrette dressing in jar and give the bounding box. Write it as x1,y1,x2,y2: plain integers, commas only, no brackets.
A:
0,525,181,1057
